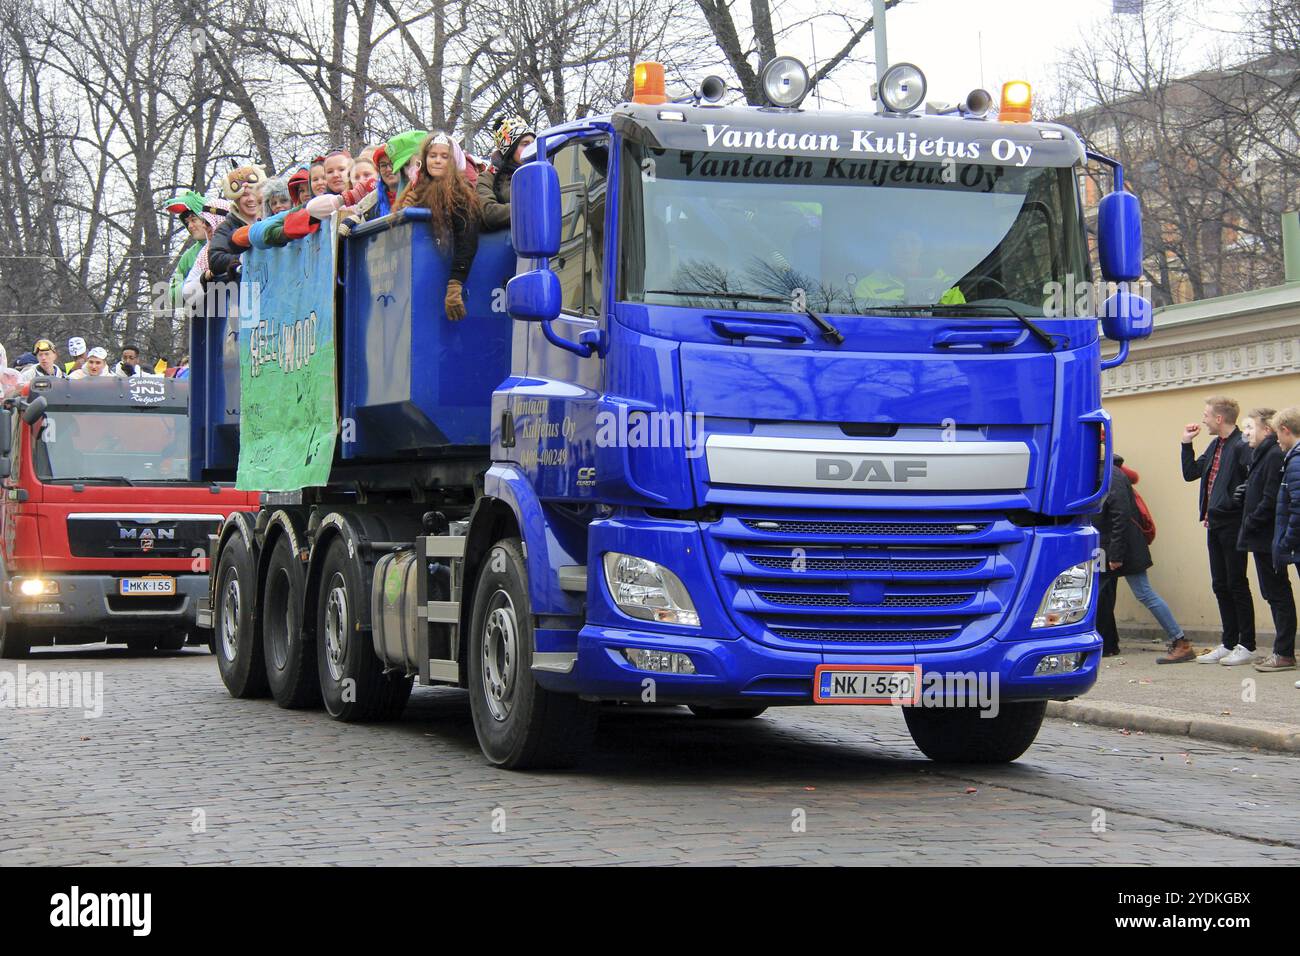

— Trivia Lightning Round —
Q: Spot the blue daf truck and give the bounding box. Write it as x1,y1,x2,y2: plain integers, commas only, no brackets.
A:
196,60,1151,768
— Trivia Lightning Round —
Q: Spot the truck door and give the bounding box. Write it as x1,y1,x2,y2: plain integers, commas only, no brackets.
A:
512,135,610,501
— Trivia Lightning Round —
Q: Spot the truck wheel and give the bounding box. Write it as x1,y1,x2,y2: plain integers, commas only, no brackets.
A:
467,538,597,769
316,537,411,721
215,532,269,699
262,535,321,709
0,615,30,659
902,700,1047,763
687,705,768,719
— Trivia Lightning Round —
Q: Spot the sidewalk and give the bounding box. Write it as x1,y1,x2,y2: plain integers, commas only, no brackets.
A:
1045,638,1300,752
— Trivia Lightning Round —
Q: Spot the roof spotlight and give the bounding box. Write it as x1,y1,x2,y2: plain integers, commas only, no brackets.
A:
759,56,810,108
698,75,726,103
964,88,993,117
879,62,927,113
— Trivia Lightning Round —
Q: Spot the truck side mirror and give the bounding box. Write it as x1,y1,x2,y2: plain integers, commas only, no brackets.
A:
21,395,46,426
1102,289,1153,342
0,407,11,457
510,161,561,258
1097,189,1143,282
506,269,562,324
0,457,10,480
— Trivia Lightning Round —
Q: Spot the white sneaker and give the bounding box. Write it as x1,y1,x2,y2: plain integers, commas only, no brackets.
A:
1197,645,1232,663
1220,645,1256,666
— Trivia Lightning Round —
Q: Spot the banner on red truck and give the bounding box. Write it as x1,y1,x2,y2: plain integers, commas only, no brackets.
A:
236,220,338,491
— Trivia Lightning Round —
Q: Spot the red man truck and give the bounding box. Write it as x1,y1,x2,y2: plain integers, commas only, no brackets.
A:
0,375,259,658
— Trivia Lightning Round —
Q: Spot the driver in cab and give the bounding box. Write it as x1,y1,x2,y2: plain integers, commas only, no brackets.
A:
854,231,965,308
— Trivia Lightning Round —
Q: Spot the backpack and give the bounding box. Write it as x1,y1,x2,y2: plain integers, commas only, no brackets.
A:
1131,486,1157,545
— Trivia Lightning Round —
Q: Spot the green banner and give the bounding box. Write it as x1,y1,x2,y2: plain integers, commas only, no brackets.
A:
236,224,337,491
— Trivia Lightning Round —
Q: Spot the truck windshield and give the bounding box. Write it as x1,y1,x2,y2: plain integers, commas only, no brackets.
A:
619,143,1088,317
32,409,190,483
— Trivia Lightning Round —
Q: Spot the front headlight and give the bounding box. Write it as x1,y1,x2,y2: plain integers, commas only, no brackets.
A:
603,552,700,627
1031,560,1095,628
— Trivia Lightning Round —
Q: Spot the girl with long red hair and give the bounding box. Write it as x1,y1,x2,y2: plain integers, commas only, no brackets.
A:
393,132,481,321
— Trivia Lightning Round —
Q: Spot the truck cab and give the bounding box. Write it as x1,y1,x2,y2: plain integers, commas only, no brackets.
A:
0,376,260,657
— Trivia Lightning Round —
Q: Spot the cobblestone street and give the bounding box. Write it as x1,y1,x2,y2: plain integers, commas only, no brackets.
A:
3,648,1297,865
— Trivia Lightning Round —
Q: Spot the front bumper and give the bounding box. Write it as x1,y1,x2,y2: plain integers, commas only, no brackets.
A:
4,573,207,633
540,623,1101,705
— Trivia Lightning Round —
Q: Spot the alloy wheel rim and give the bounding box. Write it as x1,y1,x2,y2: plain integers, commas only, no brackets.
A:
220,573,240,662
481,590,519,722
324,575,349,683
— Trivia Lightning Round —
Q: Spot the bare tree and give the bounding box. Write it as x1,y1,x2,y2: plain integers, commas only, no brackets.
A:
694,0,901,105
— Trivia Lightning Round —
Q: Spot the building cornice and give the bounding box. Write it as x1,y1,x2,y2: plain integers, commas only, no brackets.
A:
1102,283,1300,396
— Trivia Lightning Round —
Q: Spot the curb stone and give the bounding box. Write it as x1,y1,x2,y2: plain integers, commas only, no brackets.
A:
1046,699,1300,753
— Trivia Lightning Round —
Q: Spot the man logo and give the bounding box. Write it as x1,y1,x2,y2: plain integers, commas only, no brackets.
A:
119,528,176,540
816,458,928,483
141,538,154,553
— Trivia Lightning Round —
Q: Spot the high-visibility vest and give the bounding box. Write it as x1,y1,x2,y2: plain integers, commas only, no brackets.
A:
855,270,966,306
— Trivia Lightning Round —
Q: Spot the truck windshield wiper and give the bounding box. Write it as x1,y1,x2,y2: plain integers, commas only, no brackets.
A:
867,303,1060,350
65,476,137,486
644,289,844,346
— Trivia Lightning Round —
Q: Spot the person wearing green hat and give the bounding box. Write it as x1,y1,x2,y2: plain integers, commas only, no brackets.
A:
164,191,226,308
383,129,428,209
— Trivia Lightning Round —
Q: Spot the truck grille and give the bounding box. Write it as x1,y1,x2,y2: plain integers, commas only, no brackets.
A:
67,514,222,559
707,510,1026,649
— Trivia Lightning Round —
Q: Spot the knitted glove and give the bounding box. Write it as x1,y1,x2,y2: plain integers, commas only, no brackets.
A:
444,279,466,321
232,225,251,248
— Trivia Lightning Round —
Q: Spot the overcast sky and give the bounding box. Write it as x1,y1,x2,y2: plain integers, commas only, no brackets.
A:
777,0,1249,111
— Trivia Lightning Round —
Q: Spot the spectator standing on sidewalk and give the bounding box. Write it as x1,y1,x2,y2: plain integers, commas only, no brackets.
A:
1178,396,1254,665
1268,409,1300,682
1236,409,1295,672
1109,455,1190,658
1093,456,1156,656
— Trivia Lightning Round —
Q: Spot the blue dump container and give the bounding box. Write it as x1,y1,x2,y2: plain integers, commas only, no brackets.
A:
340,210,515,460
188,297,242,481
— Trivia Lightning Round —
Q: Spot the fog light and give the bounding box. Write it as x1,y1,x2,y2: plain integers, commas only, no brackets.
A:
621,648,697,674
18,578,59,596
1034,652,1085,675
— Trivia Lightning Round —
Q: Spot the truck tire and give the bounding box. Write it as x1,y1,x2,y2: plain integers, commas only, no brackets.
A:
262,534,321,709
215,532,269,699
467,538,597,770
902,700,1047,763
316,537,411,721
0,615,30,659
687,705,768,719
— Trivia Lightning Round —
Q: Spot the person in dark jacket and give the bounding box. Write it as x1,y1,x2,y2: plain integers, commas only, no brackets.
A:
1235,408,1295,672
1178,395,1254,665
1268,408,1300,675
391,132,480,320
1111,457,1187,656
477,115,534,232
1093,459,1158,656
205,164,265,285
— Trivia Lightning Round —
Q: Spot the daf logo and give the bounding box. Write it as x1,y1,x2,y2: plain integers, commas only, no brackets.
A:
119,528,176,540
816,458,929,483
